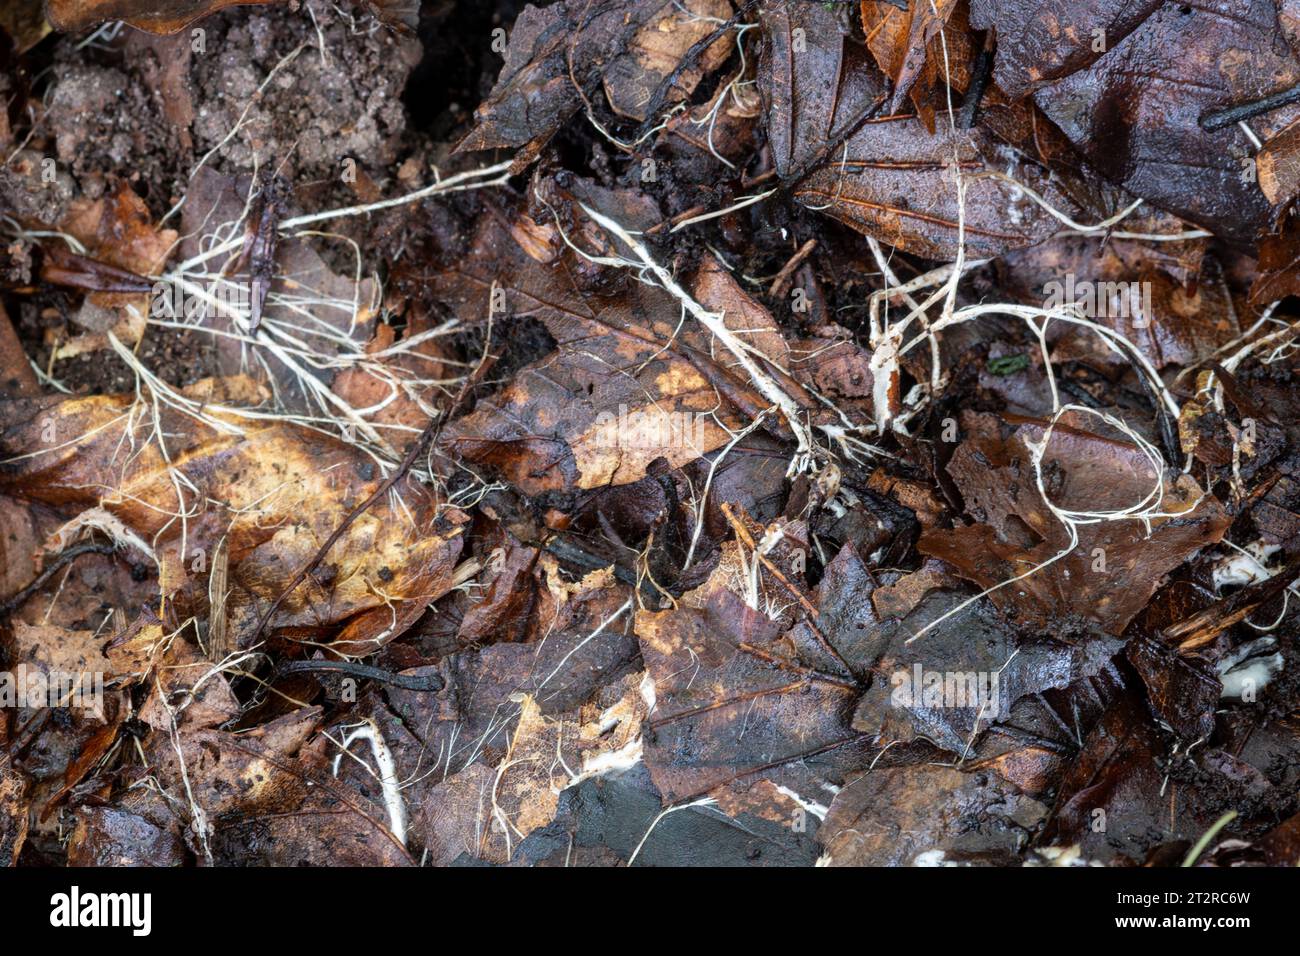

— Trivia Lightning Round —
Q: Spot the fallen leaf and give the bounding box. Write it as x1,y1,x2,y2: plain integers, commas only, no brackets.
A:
760,1,1071,259
1026,0,1300,244
821,761,1047,865
918,410,1230,636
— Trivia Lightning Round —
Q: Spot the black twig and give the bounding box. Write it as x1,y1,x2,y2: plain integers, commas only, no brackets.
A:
0,543,117,618
1199,82,1300,131
277,659,444,692
957,32,995,130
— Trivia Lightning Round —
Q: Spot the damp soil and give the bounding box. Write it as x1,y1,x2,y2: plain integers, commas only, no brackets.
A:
2,0,523,393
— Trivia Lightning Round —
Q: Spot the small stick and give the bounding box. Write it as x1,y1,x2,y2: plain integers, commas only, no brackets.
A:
646,204,707,236
1200,82,1300,131
768,239,817,298
737,642,858,690
957,31,995,130
741,168,777,189
721,503,819,619
0,543,117,618
720,502,856,679
40,248,154,294
278,659,444,692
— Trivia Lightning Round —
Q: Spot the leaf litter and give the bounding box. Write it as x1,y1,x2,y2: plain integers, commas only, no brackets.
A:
0,0,1300,868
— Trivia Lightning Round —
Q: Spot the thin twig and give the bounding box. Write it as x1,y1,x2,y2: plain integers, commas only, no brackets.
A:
278,659,445,691
0,543,117,618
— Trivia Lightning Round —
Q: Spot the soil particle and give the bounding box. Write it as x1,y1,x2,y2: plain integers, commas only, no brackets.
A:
188,3,421,190
43,58,188,214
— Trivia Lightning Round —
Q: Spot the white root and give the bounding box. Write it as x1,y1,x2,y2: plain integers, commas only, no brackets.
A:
331,718,407,847
577,201,820,474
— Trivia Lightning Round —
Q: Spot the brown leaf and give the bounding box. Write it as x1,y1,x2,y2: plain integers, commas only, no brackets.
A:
603,0,734,121
0,303,39,399
66,806,185,867
412,763,496,866
44,0,287,35
1257,117,1300,206
760,0,884,181
1037,692,1217,863
998,233,1238,371
918,410,1230,636
635,535,876,805
759,1,1070,259
825,544,1122,755
0,383,466,651
1250,208,1300,306
794,118,1075,260
436,212,755,494
49,182,178,345
1,0,50,52
821,762,1046,865
969,0,1163,100
0,756,27,866
458,0,719,155
1024,0,1300,244
860,0,970,128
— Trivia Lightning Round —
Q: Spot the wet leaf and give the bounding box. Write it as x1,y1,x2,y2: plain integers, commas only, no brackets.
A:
821,761,1047,865
436,211,758,493
458,0,731,155
759,1,1071,259
969,0,1163,101
1026,0,1300,244
918,410,1230,636
0,382,466,651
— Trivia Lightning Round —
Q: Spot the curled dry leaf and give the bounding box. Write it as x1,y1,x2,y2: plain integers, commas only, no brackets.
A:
860,0,970,129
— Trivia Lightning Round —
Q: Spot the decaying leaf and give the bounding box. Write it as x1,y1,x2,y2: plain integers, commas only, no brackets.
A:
458,0,732,156
0,381,466,651
0,757,27,866
10,0,1300,873
1025,0,1300,244
919,410,1230,636
821,762,1047,866
436,206,771,493
860,0,970,128
969,0,1163,101
998,232,1237,371
760,0,1071,259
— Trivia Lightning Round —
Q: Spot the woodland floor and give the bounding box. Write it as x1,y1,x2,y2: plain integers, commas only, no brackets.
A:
2,0,1300,867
